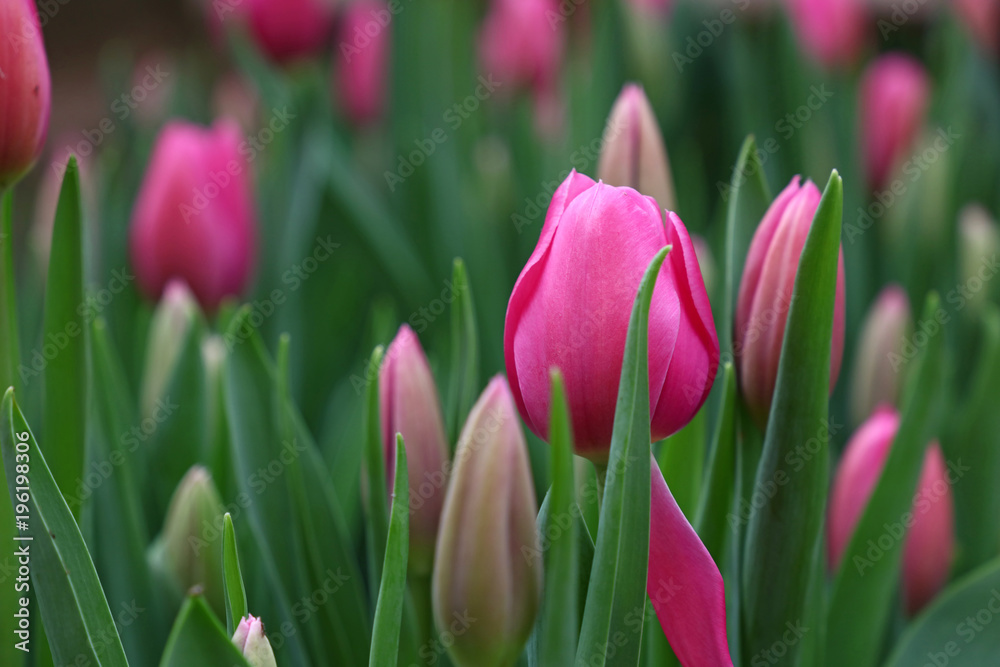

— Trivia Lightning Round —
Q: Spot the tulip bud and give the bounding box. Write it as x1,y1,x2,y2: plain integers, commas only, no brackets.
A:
597,84,677,213
785,0,867,68
379,324,450,576
735,176,846,430
505,171,719,461
954,0,999,55
232,615,278,667
153,466,225,616
849,285,911,426
129,120,257,311
140,280,198,420
958,204,1000,317
479,0,564,97
828,408,954,615
0,0,51,188
859,53,930,191
212,0,335,63
432,376,540,667
335,0,390,125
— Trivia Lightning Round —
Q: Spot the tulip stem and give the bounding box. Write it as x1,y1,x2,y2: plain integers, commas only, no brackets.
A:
593,464,607,509
409,573,433,652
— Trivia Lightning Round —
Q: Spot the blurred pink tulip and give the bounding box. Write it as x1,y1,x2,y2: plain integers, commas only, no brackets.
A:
849,284,911,425
785,0,867,67
828,407,954,615
129,120,257,311
735,176,846,430
954,0,999,54
379,324,450,576
479,0,564,96
504,171,719,462
335,0,391,124
0,0,51,188
212,0,335,62
859,53,930,191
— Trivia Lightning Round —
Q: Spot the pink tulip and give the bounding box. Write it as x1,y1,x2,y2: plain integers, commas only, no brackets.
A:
0,0,51,188
954,0,1000,55
129,120,257,311
232,615,278,667
211,0,335,62
479,0,564,96
785,0,867,67
504,171,719,462
735,176,846,430
335,0,391,125
379,324,450,576
859,53,930,191
828,407,955,615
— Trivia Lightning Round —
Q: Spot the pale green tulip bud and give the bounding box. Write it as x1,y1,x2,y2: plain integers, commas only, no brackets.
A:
233,615,277,667
140,279,197,418
850,285,912,426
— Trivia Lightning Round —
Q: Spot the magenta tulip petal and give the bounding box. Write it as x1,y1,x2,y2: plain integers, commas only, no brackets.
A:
648,464,733,667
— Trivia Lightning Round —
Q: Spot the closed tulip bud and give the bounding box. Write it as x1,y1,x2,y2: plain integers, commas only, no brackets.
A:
140,280,198,419
850,285,911,426
379,324,450,576
735,176,846,430
217,0,335,63
954,0,1000,55
479,0,564,96
0,0,51,188
129,120,257,312
505,171,719,461
958,204,1000,317
860,53,930,191
432,376,540,667
153,466,225,616
785,0,867,68
335,0,390,125
597,84,677,213
828,408,954,615
232,615,277,667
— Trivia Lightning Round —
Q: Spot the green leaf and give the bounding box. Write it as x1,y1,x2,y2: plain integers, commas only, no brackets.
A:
445,258,480,445
693,362,737,564
720,136,771,357
740,171,843,666
576,247,668,667
159,595,250,667
532,371,578,665
363,345,390,608
0,388,129,667
370,435,410,667
826,292,946,667
884,557,1000,667
42,157,87,511
222,514,248,638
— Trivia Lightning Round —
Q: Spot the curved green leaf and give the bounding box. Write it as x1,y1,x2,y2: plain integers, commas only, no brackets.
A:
445,258,480,445
370,435,409,667
222,514,247,638
159,595,250,667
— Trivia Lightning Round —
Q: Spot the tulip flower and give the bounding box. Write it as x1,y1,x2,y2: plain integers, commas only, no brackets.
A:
735,176,846,429
785,0,867,68
504,171,719,462
954,0,999,55
958,204,1000,317
129,120,257,311
859,53,930,191
335,0,390,125
432,376,541,667
828,408,954,615
479,0,564,97
850,285,911,426
233,615,278,667
379,324,450,576
152,466,225,616
597,84,677,213
0,0,51,188
221,0,335,63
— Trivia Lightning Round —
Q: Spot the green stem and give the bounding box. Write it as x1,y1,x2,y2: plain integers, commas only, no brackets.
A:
593,463,607,509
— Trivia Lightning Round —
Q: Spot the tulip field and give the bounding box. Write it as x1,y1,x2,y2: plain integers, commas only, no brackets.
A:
1,0,1000,665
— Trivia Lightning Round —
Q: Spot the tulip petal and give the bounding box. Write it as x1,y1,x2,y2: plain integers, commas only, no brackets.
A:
648,464,733,667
